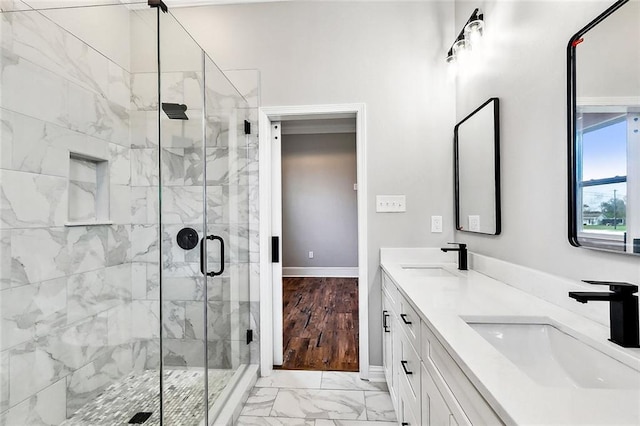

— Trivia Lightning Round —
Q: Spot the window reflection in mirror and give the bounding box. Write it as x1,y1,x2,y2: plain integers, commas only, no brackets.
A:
568,0,640,255
576,111,636,251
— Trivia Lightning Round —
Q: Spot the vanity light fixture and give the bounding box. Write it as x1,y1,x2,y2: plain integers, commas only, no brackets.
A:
446,8,484,64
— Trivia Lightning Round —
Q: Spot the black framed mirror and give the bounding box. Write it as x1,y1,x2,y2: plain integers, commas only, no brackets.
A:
568,0,640,254
454,97,501,235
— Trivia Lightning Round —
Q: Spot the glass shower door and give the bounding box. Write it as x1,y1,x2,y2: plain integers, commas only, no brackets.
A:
158,11,253,425
203,55,253,420
157,10,210,425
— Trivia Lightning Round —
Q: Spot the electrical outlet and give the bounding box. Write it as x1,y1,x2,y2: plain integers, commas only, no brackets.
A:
469,215,481,232
431,216,443,233
308,251,314,259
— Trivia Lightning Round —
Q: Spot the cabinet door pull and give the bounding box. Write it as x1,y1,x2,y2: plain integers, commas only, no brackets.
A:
402,423,409,426
400,313,412,325
383,310,390,332
400,360,413,375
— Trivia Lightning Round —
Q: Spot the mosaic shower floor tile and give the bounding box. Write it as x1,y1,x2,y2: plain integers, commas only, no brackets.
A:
60,368,235,426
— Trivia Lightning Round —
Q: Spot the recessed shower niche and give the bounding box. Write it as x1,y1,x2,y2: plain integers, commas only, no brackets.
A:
67,154,110,225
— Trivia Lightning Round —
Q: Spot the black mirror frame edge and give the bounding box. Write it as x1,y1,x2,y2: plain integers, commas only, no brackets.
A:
454,97,501,235
567,0,629,249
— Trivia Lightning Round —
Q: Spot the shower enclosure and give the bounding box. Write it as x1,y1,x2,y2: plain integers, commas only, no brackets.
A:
0,1,258,424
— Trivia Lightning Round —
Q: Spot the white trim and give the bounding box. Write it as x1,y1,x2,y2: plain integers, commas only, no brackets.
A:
367,365,386,383
259,109,274,377
259,103,369,379
577,96,640,108
271,122,283,367
281,119,356,135
282,267,359,278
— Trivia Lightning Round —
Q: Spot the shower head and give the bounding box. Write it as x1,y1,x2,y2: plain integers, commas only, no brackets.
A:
162,103,189,120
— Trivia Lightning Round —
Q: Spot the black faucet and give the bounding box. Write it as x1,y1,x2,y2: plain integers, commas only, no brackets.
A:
569,280,639,348
441,242,468,270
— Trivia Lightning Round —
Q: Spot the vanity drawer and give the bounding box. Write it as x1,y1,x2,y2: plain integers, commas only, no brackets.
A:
399,371,422,426
382,272,399,312
425,325,503,425
398,331,421,408
422,359,471,426
398,295,421,350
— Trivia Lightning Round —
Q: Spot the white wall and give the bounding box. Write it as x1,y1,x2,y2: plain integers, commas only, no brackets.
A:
174,1,456,366
281,132,358,268
453,1,640,284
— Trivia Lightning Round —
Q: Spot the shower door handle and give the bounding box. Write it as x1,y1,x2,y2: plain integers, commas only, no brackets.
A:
200,235,225,277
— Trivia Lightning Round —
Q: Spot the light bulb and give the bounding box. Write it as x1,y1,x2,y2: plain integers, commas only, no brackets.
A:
464,19,484,49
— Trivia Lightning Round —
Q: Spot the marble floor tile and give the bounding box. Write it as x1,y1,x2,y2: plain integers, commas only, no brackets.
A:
236,416,315,426
320,372,388,392
255,370,322,389
240,387,279,417
363,392,396,422
270,389,366,420
314,421,397,426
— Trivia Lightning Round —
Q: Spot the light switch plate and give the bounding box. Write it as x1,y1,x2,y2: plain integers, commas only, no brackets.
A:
376,195,406,213
431,216,443,233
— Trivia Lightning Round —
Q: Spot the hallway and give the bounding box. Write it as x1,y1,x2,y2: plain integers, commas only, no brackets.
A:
281,277,359,371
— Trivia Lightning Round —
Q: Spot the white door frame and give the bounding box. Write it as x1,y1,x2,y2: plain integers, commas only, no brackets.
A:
259,103,368,379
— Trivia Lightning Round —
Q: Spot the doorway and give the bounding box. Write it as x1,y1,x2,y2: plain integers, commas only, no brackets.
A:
258,104,369,379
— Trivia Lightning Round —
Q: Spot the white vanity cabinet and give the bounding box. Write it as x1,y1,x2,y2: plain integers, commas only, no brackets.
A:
381,271,503,426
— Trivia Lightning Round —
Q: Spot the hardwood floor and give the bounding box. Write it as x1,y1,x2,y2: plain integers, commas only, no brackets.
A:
280,277,359,372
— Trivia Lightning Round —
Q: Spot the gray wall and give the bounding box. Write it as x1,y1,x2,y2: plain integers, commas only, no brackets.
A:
175,0,640,368
453,0,640,287
282,133,358,268
174,1,456,366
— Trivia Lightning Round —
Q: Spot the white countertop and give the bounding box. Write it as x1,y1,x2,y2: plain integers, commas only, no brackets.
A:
381,248,640,425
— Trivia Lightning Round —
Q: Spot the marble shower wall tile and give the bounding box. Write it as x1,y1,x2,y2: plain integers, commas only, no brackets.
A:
106,225,132,267
131,73,157,111
65,344,133,418
10,228,69,285
162,301,186,339
0,230,11,289
207,339,231,369
65,226,107,275
109,143,130,185
66,266,129,324
4,8,117,99
131,300,159,339
1,277,67,350
161,186,204,224
2,109,69,177
46,314,109,372
0,0,32,12
0,350,7,412
129,110,157,148
131,186,158,224
0,169,67,229
110,184,131,225
0,377,67,426
131,149,159,187
131,224,159,262
162,338,204,368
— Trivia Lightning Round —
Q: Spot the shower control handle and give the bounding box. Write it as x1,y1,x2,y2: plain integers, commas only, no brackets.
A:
200,235,225,277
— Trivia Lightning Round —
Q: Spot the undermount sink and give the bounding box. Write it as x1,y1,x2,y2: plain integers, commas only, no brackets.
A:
466,320,640,389
401,266,456,278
